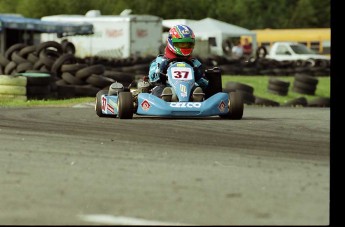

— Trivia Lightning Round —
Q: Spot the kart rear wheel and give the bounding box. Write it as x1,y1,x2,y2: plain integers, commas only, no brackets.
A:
118,92,134,119
95,90,108,117
220,91,244,119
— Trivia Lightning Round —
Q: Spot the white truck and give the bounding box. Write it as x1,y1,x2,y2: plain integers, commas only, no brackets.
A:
40,11,163,59
264,42,330,61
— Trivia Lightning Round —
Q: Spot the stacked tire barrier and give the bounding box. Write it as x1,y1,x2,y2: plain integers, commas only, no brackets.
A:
18,73,54,100
0,41,330,107
0,41,140,100
292,73,319,95
198,56,330,77
224,81,255,105
0,75,27,101
267,77,290,96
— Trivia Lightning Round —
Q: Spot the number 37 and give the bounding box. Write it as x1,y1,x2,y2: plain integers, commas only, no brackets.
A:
173,71,189,79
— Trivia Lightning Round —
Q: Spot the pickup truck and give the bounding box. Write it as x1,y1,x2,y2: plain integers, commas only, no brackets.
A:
258,42,330,61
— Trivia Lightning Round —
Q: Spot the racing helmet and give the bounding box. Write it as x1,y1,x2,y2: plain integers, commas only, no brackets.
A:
167,25,195,57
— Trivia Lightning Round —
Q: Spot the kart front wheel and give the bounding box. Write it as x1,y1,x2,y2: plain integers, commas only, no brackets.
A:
118,92,134,119
95,90,108,117
220,91,244,119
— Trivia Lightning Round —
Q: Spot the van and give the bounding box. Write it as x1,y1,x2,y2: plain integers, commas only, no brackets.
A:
41,11,163,59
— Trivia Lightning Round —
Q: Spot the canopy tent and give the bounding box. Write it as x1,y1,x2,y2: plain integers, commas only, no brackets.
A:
0,15,93,36
0,14,94,55
189,18,255,38
189,18,257,57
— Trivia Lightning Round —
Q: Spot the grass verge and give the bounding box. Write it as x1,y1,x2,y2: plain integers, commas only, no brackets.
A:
0,75,330,107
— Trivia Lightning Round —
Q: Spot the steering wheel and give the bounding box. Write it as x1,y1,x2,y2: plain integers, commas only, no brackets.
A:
166,57,194,68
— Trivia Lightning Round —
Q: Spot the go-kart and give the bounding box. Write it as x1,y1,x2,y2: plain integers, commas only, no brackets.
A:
95,58,244,119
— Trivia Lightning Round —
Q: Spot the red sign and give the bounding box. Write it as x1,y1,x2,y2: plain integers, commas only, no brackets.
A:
106,29,123,38
141,99,150,111
136,29,148,37
218,101,226,112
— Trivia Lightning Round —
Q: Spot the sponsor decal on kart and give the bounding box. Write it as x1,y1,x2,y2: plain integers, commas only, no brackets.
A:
109,99,117,109
101,96,107,111
141,99,151,111
107,104,114,114
170,102,201,108
180,84,187,97
106,99,116,114
218,100,226,112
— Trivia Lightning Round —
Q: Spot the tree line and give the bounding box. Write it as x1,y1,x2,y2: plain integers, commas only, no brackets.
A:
0,0,330,29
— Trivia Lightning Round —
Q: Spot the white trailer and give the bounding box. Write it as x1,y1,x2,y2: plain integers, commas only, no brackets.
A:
41,11,163,59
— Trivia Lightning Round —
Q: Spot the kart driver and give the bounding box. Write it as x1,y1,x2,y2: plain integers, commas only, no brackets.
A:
147,24,209,102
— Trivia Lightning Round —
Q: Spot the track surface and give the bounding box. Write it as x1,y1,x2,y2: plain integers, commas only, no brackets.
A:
0,105,330,225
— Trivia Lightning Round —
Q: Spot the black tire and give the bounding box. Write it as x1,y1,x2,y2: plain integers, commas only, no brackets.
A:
4,61,17,75
11,51,28,64
220,91,243,119
293,80,317,91
5,43,28,60
281,97,308,107
75,85,100,97
86,74,115,88
268,78,290,88
255,96,280,107
267,83,289,93
292,86,316,96
307,97,330,107
225,81,254,94
37,52,55,70
117,92,134,119
17,72,51,86
104,71,135,84
95,90,108,117
294,73,318,85
61,63,87,74
51,54,76,76
236,90,255,104
18,45,37,58
0,54,10,67
16,62,34,73
26,85,51,95
75,64,105,80
36,41,63,56
61,72,86,85
27,53,39,64
267,84,289,96
61,41,76,55
57,84,75,99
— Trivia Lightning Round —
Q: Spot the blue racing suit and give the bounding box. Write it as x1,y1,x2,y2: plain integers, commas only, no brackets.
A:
148,54,209,97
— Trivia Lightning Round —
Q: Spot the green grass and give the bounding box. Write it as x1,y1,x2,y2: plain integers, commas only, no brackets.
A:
0,75,330,107
222,75,330,104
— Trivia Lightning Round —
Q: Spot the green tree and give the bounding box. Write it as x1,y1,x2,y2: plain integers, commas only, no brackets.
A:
0,0,330,28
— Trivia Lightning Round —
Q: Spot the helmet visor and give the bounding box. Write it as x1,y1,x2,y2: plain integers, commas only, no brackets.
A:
174,42,194,49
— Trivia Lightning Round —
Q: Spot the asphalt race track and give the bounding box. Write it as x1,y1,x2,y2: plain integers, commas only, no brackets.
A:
0,104,330,225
